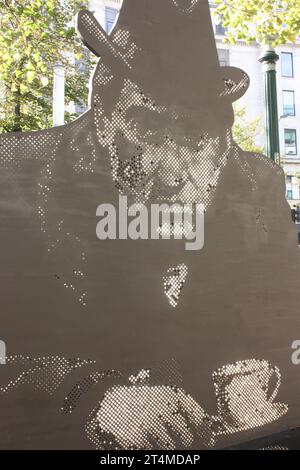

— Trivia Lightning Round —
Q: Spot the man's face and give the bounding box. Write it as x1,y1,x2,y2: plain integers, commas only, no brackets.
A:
94,79,231,207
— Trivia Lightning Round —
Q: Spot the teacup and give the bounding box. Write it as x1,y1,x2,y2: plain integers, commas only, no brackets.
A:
212,359,288,431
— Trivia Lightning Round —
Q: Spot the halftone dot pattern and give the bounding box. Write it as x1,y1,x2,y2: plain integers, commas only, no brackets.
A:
261,446,289,450
0,130,61,169
231,144,285,219
171,0,200,13
111,28,140,64
0,355,288,449
85,358,288,449
0,356,96,395
0,2,253,312
220,74,249,98
0,113,96,307
61,369,121,414
94,63,113,87
79,11,138,70
85,358,215,450
0,1,290,451
163,264,188,307
212,359,288,437
93,77,232,209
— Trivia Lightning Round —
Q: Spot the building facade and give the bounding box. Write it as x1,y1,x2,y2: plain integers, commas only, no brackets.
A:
89,0,122,34
213,20,300,205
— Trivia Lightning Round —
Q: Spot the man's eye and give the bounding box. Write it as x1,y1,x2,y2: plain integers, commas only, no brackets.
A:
128,119,164,140
126,108,166,135
128,119,151,137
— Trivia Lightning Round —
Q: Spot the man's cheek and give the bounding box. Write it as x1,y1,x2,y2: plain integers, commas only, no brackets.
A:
140,145,163,173
108,129,141,160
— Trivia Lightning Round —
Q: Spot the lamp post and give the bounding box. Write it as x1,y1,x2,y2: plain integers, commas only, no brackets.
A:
258,48,280,162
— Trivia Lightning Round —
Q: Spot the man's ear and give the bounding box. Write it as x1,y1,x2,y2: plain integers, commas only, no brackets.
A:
76,10,108,58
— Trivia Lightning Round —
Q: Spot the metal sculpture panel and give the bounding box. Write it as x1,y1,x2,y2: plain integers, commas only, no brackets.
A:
0,0,299,449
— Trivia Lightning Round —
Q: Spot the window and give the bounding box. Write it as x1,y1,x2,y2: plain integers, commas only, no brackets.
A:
286,175,292,183
216,22,226,35
283,90,295,116
105,7,118,34
217,49,230,67
281,52,294,77
284,129,297,155
213,13,227,36
287,189,293,200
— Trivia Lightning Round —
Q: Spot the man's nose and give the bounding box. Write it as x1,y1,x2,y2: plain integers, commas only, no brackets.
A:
157,162,184,186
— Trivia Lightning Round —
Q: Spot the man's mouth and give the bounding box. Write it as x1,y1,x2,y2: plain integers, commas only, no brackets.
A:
155,180,186,200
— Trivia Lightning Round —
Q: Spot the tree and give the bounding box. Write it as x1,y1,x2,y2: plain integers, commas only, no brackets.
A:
0,0,91,132
214,0,300,46
232,105,264,153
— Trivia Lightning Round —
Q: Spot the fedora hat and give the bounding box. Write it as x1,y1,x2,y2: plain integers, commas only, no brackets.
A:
77,0,249,112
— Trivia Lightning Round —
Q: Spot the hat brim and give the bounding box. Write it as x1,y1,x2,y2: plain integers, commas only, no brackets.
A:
220,67,250,102
77,11,250,103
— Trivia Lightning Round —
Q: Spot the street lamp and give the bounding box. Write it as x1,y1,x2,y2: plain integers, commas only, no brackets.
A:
258,47,280,162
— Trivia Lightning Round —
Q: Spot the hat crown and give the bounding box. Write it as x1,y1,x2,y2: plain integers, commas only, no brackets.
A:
76,1,249,111
114,0,219,67
110,0,222,109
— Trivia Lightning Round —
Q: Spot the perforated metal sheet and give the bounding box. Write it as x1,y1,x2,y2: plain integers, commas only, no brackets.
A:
0,0,299,450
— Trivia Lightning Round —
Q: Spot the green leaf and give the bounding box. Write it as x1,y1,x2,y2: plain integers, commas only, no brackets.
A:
20,83,29,94
13,52,22,61
0,0,105,131
26,70,36,83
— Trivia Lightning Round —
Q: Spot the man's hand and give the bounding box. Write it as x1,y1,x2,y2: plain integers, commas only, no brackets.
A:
95,383,208,449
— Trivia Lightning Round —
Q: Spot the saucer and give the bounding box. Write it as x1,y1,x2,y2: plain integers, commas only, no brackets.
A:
215,401,288,435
